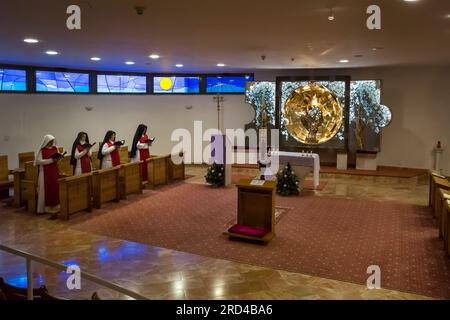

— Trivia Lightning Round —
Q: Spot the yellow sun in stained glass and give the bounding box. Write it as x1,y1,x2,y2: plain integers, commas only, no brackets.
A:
160,77,173,91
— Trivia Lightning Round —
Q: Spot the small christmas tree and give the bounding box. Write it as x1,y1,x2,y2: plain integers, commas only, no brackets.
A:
276,163,299,196
205,161,225,187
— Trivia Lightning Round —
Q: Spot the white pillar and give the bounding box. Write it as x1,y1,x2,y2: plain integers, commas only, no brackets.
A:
434,148,444,174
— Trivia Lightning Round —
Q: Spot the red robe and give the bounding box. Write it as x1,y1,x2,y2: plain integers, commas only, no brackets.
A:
139,134,151,181
107,141,121,167
76,144,92,173
41,147,59,207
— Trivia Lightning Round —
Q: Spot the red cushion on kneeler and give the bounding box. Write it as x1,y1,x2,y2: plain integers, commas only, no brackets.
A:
228,224,270,238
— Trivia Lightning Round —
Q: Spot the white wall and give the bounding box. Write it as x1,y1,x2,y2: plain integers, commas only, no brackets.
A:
0,65,449,174
0,94,254,168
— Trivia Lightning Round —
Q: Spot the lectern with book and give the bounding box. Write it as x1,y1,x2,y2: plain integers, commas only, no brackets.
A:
226,179,276,243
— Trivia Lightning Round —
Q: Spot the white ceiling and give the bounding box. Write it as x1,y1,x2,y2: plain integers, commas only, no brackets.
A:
0,0,449,72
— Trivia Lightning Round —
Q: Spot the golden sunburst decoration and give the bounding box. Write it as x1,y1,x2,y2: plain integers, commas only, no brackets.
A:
284,82,343,144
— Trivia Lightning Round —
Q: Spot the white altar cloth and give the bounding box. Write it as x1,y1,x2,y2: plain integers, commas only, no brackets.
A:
270,151,320,190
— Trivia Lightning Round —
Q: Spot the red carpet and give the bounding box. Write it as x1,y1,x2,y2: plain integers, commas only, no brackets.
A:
68,183,450,298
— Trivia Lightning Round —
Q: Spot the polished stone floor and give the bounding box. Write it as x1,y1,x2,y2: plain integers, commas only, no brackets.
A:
0,166,432,300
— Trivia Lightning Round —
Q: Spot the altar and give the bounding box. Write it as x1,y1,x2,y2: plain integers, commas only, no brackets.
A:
270,151,320,190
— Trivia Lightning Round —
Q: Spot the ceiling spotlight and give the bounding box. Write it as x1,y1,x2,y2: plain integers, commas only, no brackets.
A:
339,59,349,63
372,47,384,51
149,54,160,59
45,50,59,55
90,57,101,61
175,64,184,68
217,63,226,67
23,38,39,44
125,61,135,65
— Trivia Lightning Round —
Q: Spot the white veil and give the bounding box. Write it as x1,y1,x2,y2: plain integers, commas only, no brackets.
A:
34,134,56,165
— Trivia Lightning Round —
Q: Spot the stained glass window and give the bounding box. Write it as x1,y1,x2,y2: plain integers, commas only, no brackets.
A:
153,76,200,93
0,68,27,91
206,75,254,93
97,74,147,93
36,71,89,93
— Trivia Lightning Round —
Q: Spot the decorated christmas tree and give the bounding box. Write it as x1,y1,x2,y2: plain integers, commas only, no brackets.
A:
276,163,299,196
205,161,225,187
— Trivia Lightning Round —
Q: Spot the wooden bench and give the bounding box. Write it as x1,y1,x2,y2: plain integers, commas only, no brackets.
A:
446,200,450,257
13,149,66,207
57,156,73,177
120,146,130,164
13,158,71,213
92,166,121,209
429,172,450,208
439,189,450,238
432,176,450,221
16,161,39,213
18,151,35,169
0,155,13,199
168,152,185,182
120,161,143,200
59,173,93,220
145,155,169,188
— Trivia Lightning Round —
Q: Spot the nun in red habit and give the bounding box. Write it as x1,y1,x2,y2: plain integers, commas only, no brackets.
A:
130,124,154,181
98,130,122,169
35,134,62,215
70,132,93,176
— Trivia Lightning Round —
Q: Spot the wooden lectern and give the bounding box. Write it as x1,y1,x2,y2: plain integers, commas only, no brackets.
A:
225,179,276,243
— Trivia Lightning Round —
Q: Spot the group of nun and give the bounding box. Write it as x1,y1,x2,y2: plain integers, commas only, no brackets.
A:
35,124,153,216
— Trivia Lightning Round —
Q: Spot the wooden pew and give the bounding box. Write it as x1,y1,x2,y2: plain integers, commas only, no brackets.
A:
14,148,66,207
59,173,93,220
145,155,169,188
57,156,73,177
14,156,70,212
120,146,130,164
18,152,35,169
429,172,450,208
446,200,450,256
92,156,101,171
168,152,185,182
432,176,450,221
439,189,450,238
119,161,143,200
92,166,121,209
0,155,13,199
19,161,39,213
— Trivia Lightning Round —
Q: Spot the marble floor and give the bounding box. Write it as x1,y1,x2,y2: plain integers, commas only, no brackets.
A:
0,166,433,300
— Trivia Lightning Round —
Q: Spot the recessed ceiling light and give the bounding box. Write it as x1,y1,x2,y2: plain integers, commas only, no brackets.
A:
403,0,419,2
446,14,450,18
45,50,59,55
217,63,226,67
149,54,160,59
175,64,184,68
372,47,384,51
23,38,39,44
339,59,349,63
90,57,101,61
125,61,135,65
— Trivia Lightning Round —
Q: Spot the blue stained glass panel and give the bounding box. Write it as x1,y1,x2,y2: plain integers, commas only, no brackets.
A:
0,68,27,91
206,75,254,93
153,76,200,93
36,71,89,93
97,75,147,93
